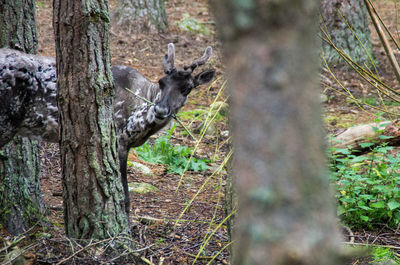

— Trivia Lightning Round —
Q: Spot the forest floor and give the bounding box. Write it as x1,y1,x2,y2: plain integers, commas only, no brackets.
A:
323,2,400,265
2,0,229,264
2,0,400,264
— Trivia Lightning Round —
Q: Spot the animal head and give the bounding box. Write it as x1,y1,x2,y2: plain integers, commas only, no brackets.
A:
154,43,215,119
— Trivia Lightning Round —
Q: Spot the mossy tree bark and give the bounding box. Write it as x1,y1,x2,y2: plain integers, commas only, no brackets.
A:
111,0,168,32
321,0,374,67
210,0,343,264
0,0,45,235
53,0,130,239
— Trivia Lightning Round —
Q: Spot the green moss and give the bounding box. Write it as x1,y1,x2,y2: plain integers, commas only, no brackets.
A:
324,114,354,128
177,109,205,121
128,182,159,194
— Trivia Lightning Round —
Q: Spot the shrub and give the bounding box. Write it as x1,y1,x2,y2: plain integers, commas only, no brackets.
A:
135,125,209,175
330,136,400,228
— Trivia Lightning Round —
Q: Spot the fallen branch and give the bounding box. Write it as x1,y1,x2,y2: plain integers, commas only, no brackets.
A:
332,120,400,152
343,241,400,250
55,238,111,265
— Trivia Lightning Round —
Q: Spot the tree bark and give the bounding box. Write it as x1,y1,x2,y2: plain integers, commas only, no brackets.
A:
111,0,168,32
321,0,374,67
0,0,45,235
53,0,130,239
210,0,343,264
223,151,236,253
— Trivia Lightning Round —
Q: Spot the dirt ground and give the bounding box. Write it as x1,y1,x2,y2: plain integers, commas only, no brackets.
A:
3,0,400,264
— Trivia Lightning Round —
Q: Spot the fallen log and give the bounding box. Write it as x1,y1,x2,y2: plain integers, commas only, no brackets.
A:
332,120,400,152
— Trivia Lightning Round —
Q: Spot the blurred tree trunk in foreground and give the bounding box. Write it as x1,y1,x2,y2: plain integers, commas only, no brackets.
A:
0,0,45,235
321,0,374,67
53,0,130,239
111,0,168,32
210,0,343,264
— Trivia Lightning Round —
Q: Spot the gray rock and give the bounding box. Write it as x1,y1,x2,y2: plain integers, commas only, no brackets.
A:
128,182,159,194
128,161,153,176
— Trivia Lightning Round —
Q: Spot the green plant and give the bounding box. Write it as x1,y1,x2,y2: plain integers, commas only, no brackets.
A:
35,1,43,9
371,246,400,264
360,97,400,107
176,13,212,35
135,125,209,174
329,133,400,228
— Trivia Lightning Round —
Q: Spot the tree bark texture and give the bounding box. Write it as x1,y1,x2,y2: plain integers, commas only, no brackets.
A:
0,0,38,53
210,0,343,264
0,138,43,234
223,152,236,253
0,0,45,235
321,0,374,67
53,0,130,239
111,0,168,32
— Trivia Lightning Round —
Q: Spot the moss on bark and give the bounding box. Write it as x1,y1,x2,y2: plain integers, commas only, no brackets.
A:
0,0,45,236
54,0,130,240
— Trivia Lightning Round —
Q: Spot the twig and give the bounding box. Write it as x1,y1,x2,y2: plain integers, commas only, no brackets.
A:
171,114,197,141
0,222,39,253
134,244,155,253
125,87,155,106
344,226,355,243
100,249,130,265
140,256,156,265
136,215,221,227
124,87,197,141
2,243,39,265
206,240,234,265
184,251,213,260
363,0,400,84
55,238,112,265
343,241,400,250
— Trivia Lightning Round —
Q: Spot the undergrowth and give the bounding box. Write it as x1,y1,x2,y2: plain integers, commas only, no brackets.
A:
370,246,400,264
135,125,210,174
329,126,400,228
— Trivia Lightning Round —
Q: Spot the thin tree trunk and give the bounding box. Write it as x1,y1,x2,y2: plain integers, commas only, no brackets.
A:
0,0,45,235
112,0,168,32
321,0,374,67
210,0,343,264
53,0,130,239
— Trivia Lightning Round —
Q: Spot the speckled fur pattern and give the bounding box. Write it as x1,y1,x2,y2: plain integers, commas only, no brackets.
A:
0,49,170,150
0,49,58,146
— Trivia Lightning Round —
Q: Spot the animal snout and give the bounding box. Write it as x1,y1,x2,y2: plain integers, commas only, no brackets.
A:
154,104,170,119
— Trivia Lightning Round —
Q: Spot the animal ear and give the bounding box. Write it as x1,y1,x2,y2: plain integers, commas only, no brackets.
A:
193,70,215,87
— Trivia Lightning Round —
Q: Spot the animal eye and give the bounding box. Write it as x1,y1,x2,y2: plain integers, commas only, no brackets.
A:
181,86,191,96
158,79,166,89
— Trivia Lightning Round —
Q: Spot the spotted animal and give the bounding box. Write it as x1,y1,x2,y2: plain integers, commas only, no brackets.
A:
0,43,215,214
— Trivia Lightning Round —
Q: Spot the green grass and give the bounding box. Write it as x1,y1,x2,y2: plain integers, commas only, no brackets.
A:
135,125,210,174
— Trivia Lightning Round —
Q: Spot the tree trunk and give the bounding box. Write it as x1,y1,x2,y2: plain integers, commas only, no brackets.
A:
111,0,168,32
210,0,343,264
0,0,45,235
321,0,374,67
53,0,130,239
223,144,235,253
